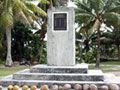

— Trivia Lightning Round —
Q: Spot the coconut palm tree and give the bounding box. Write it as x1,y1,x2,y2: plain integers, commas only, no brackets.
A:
0,0,47,66
76,22,97,63
75,0,120,68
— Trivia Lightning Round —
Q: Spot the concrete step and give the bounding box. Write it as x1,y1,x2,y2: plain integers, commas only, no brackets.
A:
1,73,120,87
0,75,105,87
0,70,120,87
13,70,104,81
30,64,88,73
0,79,105,87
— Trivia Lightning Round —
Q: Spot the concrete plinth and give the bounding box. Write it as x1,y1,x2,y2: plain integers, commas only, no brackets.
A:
47,7,75,66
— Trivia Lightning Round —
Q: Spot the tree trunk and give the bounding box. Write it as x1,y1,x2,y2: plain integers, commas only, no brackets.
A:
80,43,83,62
5,28,13,66
85,50,88,63
93,19,101,69
95,30,100,69
117,45,120,60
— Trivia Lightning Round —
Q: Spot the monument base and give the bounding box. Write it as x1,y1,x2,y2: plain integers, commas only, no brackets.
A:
0,64,108,87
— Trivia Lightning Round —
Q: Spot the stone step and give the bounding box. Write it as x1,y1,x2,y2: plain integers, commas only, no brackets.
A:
0,75,105,87
0,79,105,87
30,64,88,73
13,70,104,81
1,73,120,87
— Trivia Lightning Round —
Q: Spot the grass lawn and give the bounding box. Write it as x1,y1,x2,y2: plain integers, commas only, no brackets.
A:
0,61,120,77
101,60,120,65
89,61,120,73
0,65,30,77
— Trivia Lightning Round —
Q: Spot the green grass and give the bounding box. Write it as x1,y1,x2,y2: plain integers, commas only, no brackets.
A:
89,61,120,73
0,61,120,77
0,65,30,77
101,60,120,65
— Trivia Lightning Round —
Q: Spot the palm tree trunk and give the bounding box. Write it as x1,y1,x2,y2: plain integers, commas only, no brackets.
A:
5,28,13,66
85,50,88,63
117,45,120,60
93,19,101,69
95,30,100,69
80,43,83,62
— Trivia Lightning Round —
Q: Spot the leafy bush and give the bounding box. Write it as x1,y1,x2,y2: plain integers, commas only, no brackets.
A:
11,22,47,64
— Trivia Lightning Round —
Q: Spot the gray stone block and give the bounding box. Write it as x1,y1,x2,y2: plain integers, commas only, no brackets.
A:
30,64,88,73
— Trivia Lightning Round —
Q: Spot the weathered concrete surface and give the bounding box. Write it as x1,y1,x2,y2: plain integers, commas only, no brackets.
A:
30,64,88,73
47,7,75,66
1,64,120,87
11,64,103,82
13,70,104,81
0,73,105,87
1,76,120,87
1,71,120,87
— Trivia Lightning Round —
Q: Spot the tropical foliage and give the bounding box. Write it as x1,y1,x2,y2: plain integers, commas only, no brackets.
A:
0,0,120,67
12,22,47,64
75,0,120,68
0,0,46,66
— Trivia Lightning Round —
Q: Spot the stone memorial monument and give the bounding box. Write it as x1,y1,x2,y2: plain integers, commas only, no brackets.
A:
1,0,114,88
47,7,75,66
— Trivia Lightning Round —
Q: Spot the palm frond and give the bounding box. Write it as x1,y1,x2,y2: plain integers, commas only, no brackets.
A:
103,0,118,13
89,0,104,12
75,0,92,14
108,5,120,13
25,2,47,17
79,19,95,36
14,9,31,26
75,8,92,15
103,12,120,28
0,1,3,14
13,0,46,26
75,13,93,24
0,12,13,29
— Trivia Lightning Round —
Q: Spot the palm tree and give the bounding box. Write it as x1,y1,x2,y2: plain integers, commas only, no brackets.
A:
75,0,120,68
76,23,97,63
0,0,46,66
